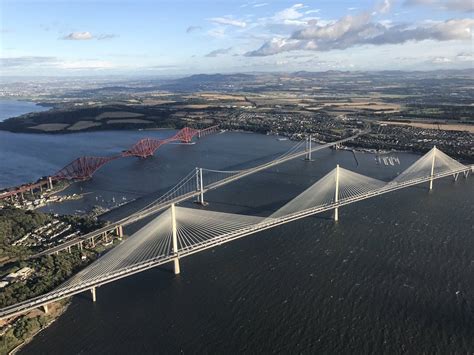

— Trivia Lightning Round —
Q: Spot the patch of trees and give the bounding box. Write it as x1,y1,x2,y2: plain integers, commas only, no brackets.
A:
0,207,51,258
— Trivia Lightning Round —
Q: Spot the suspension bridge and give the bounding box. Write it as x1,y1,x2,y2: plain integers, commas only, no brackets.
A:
0,146,471,320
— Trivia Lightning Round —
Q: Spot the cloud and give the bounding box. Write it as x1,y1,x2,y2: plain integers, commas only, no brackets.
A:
205,47,233,57
456,51,474,61
245,11,474,56
207,27,226,38
61,32,117,40
186,26,201,33
57,60,114,70
376,0,395,14
97,34,118,40
61,31,94,40
209,17,247,28
253,3,269,7
272,3,305,24
0,56,57,68
431,56,452,63
0,56,114,71
404,0,474,12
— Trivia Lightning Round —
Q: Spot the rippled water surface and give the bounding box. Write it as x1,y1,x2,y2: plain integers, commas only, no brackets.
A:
1,122,472,354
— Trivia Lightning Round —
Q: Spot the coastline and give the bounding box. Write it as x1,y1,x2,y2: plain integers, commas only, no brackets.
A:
3,300,70,355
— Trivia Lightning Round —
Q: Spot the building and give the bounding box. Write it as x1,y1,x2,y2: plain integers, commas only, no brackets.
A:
5,267,34,282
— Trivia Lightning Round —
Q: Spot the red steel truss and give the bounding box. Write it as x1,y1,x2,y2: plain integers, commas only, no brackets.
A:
0,126,219,197
53,156,120,180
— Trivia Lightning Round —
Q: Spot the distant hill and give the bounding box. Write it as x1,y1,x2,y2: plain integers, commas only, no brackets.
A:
159,73,256,92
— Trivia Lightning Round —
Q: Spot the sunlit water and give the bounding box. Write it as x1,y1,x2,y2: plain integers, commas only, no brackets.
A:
0,100,49,122
0,102,472,353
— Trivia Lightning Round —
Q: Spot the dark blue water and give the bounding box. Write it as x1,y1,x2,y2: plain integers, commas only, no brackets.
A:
0,121,472,353
0,100,49,122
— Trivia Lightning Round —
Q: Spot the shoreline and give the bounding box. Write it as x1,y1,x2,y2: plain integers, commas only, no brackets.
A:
4,300,70,355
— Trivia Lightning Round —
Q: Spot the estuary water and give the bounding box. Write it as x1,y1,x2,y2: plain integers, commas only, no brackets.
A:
0,99,49,122
0,102,472,354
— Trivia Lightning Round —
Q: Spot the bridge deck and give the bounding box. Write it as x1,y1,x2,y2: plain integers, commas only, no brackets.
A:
32,131,364,258
1,164,470,320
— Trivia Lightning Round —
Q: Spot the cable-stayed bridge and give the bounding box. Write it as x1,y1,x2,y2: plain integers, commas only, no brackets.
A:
1,146,471,320
31,130,363,258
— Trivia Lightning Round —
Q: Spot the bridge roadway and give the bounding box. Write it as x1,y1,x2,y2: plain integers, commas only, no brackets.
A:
32,130,365,258
1,164,471,320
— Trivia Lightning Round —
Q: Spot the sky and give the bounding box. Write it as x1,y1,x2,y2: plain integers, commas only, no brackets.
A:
0,0,473,76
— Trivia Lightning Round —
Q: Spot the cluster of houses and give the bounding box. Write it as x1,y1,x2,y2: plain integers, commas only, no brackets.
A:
13,219,79,250
0,267,34,289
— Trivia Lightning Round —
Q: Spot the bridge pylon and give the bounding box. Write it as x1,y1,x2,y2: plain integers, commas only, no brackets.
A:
171,204,180,275
194,167,206,205
429,146,436,190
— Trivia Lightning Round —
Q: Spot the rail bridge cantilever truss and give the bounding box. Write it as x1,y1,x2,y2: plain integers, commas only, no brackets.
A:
0,126,219,199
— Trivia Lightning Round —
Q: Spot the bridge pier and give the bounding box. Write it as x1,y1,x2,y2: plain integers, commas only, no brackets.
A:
48,176,53,190
334,164,340,222
453,173,459,181
464,170,470,178
91,287,97,302
90,236,95,248
42,304,49,314
116,225,123,239
171,204,181,274
305,135,313,161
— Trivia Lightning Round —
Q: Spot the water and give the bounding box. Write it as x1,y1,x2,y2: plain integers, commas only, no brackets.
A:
0,99,49,122
0,127,472,353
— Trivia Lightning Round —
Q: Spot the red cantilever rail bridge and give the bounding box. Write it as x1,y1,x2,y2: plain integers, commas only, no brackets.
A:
0,126,219,199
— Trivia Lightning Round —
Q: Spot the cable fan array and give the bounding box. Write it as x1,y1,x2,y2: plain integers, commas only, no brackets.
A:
1,146,469,319
59,146,468,292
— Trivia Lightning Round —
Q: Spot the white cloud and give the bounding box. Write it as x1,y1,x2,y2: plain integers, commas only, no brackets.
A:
61,31,93,40
205,47,233,57
273,3,305,23
207,27,226,38
246,8,474,56
431,56,452,63
376,0,395,14
61,32,117,40
404,0,474,12
209,17,247,28
253,3,269,8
